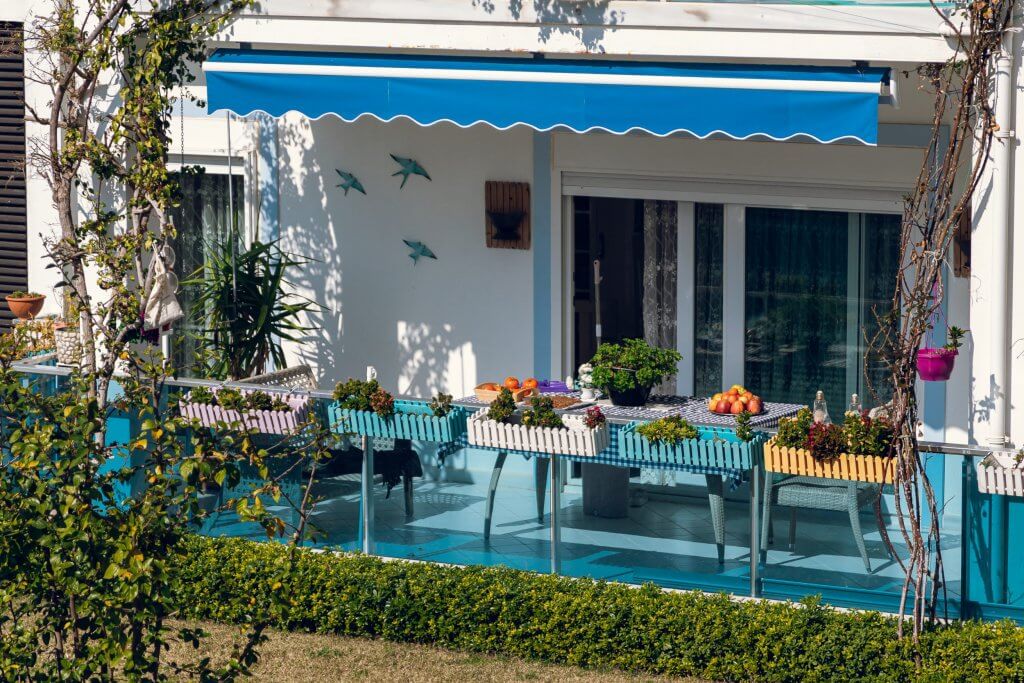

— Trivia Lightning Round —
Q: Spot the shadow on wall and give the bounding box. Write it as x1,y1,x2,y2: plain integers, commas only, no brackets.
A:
471,0,620,52
398,321,475,398
271,115,342,384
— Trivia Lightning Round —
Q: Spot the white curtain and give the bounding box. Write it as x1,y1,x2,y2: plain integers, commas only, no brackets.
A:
641,200,679,488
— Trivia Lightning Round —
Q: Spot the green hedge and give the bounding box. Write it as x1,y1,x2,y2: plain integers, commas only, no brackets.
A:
176,537,1024,682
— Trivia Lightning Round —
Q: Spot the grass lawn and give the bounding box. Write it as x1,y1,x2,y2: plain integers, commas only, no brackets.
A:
166,621,692,682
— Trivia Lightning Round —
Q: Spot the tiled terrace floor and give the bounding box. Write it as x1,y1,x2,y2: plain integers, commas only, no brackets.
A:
201,459,963,611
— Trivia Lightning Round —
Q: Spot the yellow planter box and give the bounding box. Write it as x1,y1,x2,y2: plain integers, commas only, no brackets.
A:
764,437,895,484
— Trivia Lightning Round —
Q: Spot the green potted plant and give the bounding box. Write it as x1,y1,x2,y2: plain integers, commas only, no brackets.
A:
917,325,967,382
588,338,682,406
179,386,310,435
5,291,46,320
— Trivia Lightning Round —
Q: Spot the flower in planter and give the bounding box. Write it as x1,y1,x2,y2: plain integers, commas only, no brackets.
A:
776,408,813,449
843,411,893,457
583,406,606,430
369,387,395,419
804,422,846,462
636,416,699,445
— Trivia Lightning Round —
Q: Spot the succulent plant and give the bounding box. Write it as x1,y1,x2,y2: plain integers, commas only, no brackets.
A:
636,416,699,445
521,396,563,429
487,387,517,423
429,392,453,417
583,405,606,430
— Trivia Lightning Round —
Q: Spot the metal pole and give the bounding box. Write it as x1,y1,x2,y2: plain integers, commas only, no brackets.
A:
593,259,603,347
361,436,375,555
750,455,762,598
225,111,237,302
549,454,561,575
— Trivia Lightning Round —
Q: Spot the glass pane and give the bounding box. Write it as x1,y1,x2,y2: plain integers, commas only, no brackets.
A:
860,213,902,408
168,171,244,375
744,207,849,406
694,203,723,397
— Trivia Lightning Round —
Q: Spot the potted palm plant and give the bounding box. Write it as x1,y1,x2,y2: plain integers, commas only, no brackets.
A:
588,338,682,407
917,325,966,382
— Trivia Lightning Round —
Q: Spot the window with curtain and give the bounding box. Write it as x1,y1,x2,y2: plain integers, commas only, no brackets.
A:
168,170,244,374
743,207,899,408
694,203,724,398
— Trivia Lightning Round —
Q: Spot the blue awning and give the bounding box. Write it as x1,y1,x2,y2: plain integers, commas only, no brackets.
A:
203,50,891,145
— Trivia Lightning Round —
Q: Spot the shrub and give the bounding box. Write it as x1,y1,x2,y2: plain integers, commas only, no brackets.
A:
429,392,453,417
843,411,893,456
776,407,813,449
334,378,394,418
174,537,1024,683
486,387,517,423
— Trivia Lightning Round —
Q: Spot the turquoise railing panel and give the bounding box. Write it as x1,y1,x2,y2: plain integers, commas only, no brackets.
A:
619,423,764,469
329,400,468,443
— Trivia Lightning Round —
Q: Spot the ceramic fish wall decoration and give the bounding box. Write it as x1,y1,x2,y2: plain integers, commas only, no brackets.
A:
335,169,366,195
403,239,437,264
390,154,431,189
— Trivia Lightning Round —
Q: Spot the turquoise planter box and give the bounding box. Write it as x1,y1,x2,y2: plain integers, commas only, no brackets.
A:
619,423,765,470
328,400,467,443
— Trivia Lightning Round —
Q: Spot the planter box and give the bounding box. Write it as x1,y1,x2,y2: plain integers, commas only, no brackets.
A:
329,400,467,443
466,409,609,457
764,437,895,484
620,423,764,471
179,389,311,435
54,326,81,366
976,451,1024,497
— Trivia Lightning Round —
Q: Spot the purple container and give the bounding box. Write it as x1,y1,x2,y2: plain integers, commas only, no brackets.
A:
537,380,569,394
917,348,957,382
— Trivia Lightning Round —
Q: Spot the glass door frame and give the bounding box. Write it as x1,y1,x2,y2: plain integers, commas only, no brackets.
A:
558,179,905,400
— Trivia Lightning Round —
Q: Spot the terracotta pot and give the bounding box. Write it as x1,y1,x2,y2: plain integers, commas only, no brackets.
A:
5,294,45,320
917,348,957,382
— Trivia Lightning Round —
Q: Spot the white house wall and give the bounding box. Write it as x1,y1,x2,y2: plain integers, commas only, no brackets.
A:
273,115,534,397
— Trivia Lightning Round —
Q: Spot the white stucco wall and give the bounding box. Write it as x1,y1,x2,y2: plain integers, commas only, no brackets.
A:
274,116,535,397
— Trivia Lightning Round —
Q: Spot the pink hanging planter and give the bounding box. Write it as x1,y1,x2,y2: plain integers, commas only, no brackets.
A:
917,348,958,382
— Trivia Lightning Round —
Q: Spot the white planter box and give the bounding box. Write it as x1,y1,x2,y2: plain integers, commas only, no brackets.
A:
977,451,1024,497
179,390,311,436
466,408,609,457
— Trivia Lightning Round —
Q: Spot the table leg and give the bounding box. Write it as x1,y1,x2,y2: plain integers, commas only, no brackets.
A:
550,454,561,575
484,451,508,541
750,460,761,598
535,457,549,524
706,474,726,564
361,436,375,555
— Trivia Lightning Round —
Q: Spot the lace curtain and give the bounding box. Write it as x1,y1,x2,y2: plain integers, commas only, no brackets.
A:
640,200,679,488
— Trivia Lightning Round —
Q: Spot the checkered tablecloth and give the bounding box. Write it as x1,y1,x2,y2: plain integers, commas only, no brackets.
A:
454,393,804,430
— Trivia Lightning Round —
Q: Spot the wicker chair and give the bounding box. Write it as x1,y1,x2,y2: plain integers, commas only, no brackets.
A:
760,474,883,572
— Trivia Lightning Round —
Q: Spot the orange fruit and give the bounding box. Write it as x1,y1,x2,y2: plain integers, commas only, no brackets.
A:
523,377,538,390
504,377,520,390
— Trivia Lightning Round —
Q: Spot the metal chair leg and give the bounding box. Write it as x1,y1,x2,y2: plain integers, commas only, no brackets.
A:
848,483,871,573
705,474,726,564
788,508,797,551
484,451,508,541
760,471,774,552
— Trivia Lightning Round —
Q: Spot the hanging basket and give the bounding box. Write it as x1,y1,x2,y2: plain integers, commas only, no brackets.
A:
329,400,467,443
976,451,1024,497
620,423,764,470
179,389,311,435
917,348,957,382
466,409,609,457
764,437,895,484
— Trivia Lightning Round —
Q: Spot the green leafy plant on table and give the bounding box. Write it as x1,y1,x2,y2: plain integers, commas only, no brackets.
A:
486,387,517,423
333,378,396,418
843,411,894,457
588,338,681,406
429,392,453,417
776,407,813,449
636,415,699,444
735,410,754,442
520,396,564,429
